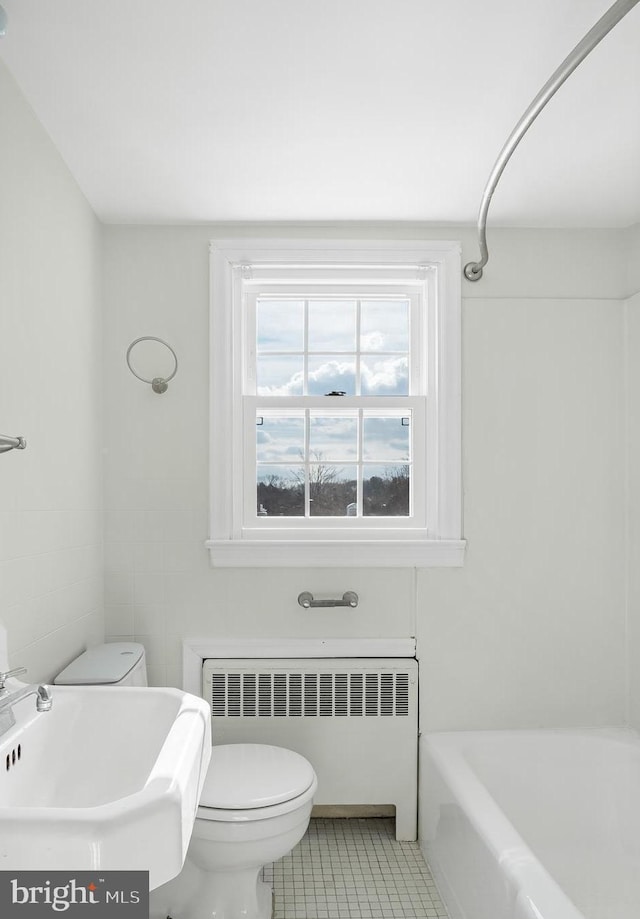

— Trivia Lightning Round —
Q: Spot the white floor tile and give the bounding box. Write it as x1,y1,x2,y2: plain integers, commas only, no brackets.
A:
263,818,449,919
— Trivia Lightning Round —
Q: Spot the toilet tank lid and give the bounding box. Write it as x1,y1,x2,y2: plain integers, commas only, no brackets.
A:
54,642,145,685
200,744,316,809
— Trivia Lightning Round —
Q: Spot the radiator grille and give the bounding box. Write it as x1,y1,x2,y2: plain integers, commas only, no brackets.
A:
210,670,410,718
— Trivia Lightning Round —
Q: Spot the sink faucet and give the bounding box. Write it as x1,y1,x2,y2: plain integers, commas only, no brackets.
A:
0,668,53,737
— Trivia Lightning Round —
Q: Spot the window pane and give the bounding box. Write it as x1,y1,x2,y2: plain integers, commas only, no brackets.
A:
251,294,417,523
257,414,305,463
363,464,410,517
309,465,357,517
308,301,356,352
360,355,409,396
257,465,305,517
257,300,304,352
257,355,303,396
363,415,410,462
360,300,409,352
309,415,357,462
308,356,356,396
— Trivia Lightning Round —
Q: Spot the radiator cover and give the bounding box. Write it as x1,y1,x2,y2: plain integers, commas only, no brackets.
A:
203,657,418,840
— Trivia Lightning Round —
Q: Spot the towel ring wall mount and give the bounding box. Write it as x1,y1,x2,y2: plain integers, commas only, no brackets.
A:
126,336,178,394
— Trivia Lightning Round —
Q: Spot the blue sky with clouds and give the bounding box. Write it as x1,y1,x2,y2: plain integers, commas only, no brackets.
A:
256,298,410,398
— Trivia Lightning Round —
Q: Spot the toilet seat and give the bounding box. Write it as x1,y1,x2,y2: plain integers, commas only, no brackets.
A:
196,781,316,823
197,744,317,822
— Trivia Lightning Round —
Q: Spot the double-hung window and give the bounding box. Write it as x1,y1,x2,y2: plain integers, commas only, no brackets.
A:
207,239,465,567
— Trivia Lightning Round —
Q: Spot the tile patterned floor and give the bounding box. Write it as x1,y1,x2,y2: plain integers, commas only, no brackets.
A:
263,818,449,919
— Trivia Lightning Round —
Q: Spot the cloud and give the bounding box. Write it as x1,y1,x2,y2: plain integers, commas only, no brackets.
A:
258,370,305,397
257,355,408,396
360,331,385,351
361,356,408,395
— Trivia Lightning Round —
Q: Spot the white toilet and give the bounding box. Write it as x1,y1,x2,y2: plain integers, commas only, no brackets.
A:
56,643,318,919
164,742,317,919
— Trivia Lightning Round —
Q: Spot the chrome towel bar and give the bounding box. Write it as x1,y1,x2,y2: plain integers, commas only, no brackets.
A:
298,591,359,609
0,433,26,454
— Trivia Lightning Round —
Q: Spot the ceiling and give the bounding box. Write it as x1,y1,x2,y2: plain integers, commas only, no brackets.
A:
1,0,638,226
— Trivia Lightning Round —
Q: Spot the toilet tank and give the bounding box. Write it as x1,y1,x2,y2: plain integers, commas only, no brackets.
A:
54,642,148,687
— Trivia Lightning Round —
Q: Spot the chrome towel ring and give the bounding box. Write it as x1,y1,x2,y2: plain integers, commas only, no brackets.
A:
126,336,178,394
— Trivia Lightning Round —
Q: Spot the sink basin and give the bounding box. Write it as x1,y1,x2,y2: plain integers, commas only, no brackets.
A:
0,683,211,889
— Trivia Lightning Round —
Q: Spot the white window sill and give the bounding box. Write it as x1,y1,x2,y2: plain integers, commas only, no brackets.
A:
205,538,466,568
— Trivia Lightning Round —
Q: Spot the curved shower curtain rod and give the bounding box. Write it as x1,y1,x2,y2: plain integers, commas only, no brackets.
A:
464,0,640,282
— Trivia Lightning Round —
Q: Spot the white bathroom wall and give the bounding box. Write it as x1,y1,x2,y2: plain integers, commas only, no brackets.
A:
626,223,640,297
0,61,104,681
420,294,626,729
102,224,628,728
625,223,640,728
425,229,627,729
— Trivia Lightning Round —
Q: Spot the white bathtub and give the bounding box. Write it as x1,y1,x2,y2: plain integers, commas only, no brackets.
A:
420,728,640,919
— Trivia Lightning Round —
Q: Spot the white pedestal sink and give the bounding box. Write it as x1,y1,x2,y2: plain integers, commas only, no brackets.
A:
0,682,211,890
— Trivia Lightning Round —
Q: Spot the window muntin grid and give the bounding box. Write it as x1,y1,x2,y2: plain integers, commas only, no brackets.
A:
256,409,412,519
255,297,410,398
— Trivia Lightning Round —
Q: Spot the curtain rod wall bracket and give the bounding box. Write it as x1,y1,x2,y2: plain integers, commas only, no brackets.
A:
464,263,484,282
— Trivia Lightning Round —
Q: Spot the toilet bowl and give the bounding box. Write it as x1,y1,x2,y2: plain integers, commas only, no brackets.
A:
163,743,318,919
56,644,317,919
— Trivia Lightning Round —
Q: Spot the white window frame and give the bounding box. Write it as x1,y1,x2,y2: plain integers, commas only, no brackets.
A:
207,238,465,567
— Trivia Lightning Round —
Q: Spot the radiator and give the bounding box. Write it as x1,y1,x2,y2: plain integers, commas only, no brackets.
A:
202,657,418,840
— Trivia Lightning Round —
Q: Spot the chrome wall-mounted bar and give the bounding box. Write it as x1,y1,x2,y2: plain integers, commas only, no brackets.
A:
298,591,359,609
464,0,640,282
0,434,26,455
